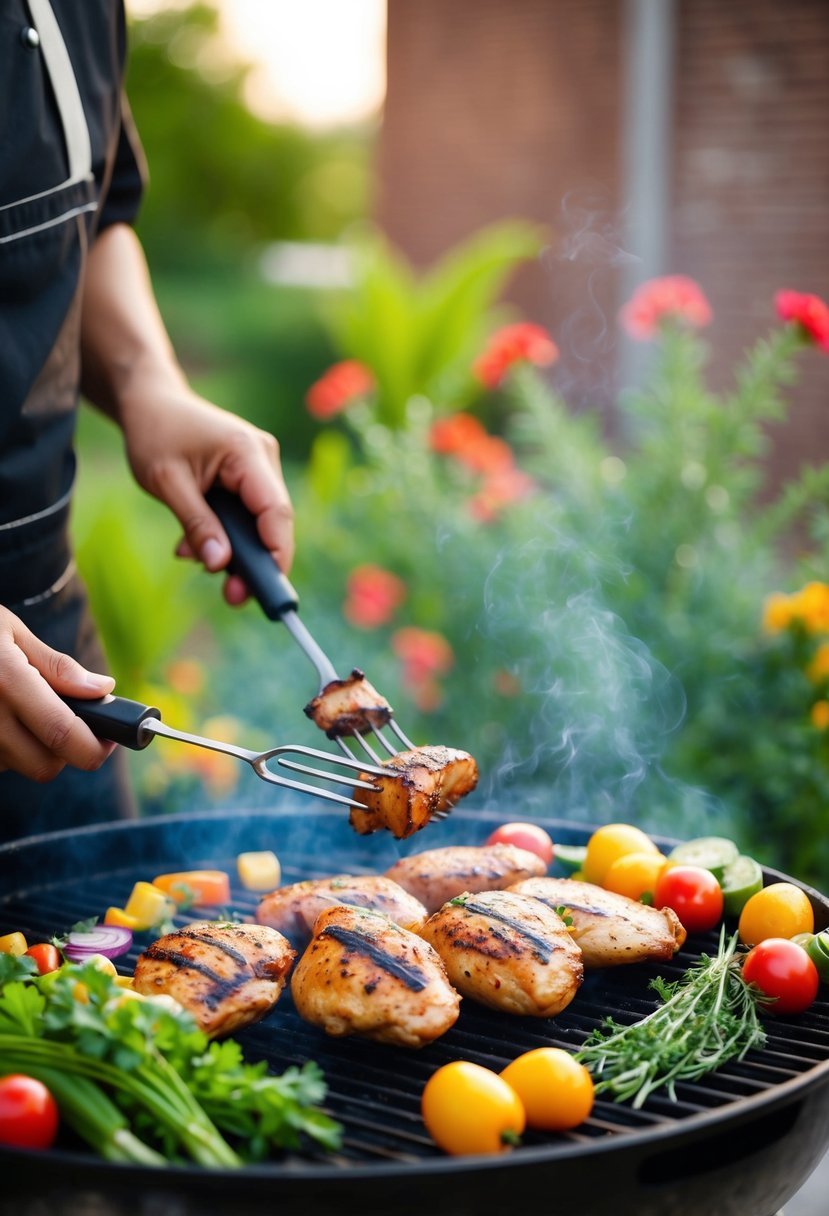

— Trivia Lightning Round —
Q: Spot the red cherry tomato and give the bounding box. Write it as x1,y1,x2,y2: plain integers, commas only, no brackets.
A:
654,864,723,933
485,822,554,866
23,943,62,975
0,1074,59,1150
742,938,820,1016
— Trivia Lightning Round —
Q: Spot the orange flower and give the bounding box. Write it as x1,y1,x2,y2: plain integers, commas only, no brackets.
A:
468,467,536,522
791,582,829,634
473,322,559,389
775,290,829,352
810,700,829,730
429,412,489,455
343,565,407,630
762,592,795,635
306,360,375,419
392,626,454,711
807,643,829,684
620,275,712,341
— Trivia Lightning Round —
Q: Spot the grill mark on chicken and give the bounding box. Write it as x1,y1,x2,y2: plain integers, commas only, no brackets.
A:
174,928,250,965
458,899,559,962
140,944,244,1007
319,924,429,991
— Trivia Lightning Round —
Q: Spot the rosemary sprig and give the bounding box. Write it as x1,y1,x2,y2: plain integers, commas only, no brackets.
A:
575,928,767,1108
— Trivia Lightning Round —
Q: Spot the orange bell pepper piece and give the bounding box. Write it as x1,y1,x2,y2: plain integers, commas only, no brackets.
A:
152,870,231,907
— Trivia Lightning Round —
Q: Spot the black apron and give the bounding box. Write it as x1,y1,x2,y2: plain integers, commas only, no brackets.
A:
0,1,145,840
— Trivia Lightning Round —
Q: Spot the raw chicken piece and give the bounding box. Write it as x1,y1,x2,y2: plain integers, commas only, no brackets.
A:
255,874,428,944
386,843,546,914
133,920,295,1039
349,746,479,839
291,904,460,1048
508,877,686,968
420,889,583,1017
304,668,392,738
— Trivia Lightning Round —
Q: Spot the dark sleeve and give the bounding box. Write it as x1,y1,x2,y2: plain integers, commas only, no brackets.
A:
98,92,148,230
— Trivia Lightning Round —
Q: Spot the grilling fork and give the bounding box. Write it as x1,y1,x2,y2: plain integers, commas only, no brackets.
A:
63,693,387,810
205,486,417,770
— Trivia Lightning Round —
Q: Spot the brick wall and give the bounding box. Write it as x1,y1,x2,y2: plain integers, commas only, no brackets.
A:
377,0,829,483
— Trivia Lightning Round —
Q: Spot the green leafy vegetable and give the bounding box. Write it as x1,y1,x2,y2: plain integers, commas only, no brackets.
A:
0,957,341,1166
575,929,767,1107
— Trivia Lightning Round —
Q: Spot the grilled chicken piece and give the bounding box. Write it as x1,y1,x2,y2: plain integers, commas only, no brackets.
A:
291,904,460,1048
420,889,583,1017
304,668,393,738
255,874,428,945
349,746,479,839
133,921,295,1039
386,843,546,914
508,877,686,968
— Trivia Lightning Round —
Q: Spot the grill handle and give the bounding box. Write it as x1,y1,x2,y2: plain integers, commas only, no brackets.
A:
63,694,161,750
206,484,299,621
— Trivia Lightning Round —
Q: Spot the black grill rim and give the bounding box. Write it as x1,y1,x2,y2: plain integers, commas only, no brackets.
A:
1,804,828,1187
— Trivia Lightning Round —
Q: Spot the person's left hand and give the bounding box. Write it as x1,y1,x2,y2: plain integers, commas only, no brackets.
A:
121,388,294,606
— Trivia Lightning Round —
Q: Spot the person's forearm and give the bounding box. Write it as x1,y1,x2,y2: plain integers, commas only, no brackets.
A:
80,223,188,427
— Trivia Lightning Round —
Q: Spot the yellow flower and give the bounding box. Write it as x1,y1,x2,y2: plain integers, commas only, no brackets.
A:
762,592,794,634
806,642,829,684
810,700,829,730
791,582,829,634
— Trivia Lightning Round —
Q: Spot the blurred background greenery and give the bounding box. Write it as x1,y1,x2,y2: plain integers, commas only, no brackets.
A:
72,2,829,889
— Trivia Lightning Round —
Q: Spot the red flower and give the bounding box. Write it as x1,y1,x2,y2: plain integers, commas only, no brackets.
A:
343,565,406,630
620,276,712,340
775,290,829,352
473,322,559,389
429,412,489,454
392,626,454,711
468,467,536,522
306,360,375,419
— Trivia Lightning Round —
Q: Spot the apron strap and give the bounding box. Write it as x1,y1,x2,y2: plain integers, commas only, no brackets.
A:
26,0,92,186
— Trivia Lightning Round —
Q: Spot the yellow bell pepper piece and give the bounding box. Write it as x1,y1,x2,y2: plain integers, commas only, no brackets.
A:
0,931,28,956
124,881,175,928
104,907,143,930
237,850,281,892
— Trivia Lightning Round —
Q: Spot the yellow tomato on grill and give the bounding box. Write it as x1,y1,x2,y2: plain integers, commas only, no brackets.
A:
583,824,660,886
500,1048,594,1131
603,851,667,901
738,882,814,946
421,1061,525,1155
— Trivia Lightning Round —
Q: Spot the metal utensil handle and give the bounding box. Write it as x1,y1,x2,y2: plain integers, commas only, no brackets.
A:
206,484,299,620
62,694,161,750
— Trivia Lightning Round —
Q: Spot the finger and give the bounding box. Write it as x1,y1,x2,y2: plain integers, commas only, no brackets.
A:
0,717,66,782
175,536,195,560
219,440,295,573
223,573,249,607
9,616,115,697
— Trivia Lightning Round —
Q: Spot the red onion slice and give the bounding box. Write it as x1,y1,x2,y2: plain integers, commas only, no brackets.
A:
63,924,133,961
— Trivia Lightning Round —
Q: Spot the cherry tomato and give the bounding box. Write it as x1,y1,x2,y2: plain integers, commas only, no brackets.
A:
602,851,667,901
742,938,819,1016
500,1048,594,1131
485,822,554,867
654,864,723,933
421,1061,525,1155
0,1075,59,1150
583,824,660,886
738,883,815,947
23,943,62,976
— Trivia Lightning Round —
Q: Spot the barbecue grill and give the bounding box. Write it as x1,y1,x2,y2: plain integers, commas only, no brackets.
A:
2,806,827,1216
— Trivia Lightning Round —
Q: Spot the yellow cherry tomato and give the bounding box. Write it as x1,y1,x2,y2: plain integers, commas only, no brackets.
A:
602,851,667,901
738,882,815,946
500,1048,594,1131
0,932,28,956
421,1061,525,1155
583,824,660,886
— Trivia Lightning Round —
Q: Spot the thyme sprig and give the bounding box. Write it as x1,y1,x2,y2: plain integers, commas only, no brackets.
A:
575,929,767,1108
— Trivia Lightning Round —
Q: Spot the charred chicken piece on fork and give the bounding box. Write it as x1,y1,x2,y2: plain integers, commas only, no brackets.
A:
291,904,460,1049
255,874,428,945
508,876,686,968
304,669,393,739
349,746,479,840
133,921,295,1039
385,842,546,913
420,888,583,1017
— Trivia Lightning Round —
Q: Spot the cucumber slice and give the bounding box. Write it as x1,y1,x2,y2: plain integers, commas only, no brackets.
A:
720,854,764,917
554,843,587,874
667,835,739,879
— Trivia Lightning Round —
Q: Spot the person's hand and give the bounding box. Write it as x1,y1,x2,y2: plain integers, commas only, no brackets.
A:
120,388,294,607
0,606,117,782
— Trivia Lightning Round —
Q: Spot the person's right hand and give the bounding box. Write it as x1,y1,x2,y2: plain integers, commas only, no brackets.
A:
0,606,117,782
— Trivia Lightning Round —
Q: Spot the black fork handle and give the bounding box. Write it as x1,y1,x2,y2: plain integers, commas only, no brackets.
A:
206,485,299,621
62,695,161,750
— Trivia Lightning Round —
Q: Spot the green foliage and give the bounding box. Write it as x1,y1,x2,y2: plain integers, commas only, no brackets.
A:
320,222,546,425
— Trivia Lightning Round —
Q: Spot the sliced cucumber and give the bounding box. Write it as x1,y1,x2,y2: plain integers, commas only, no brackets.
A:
720,854,764,917
667,835,739,880
554,843,587,875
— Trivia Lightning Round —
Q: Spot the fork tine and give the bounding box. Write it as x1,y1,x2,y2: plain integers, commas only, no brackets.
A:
276,757,378,791
387,719,416,751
